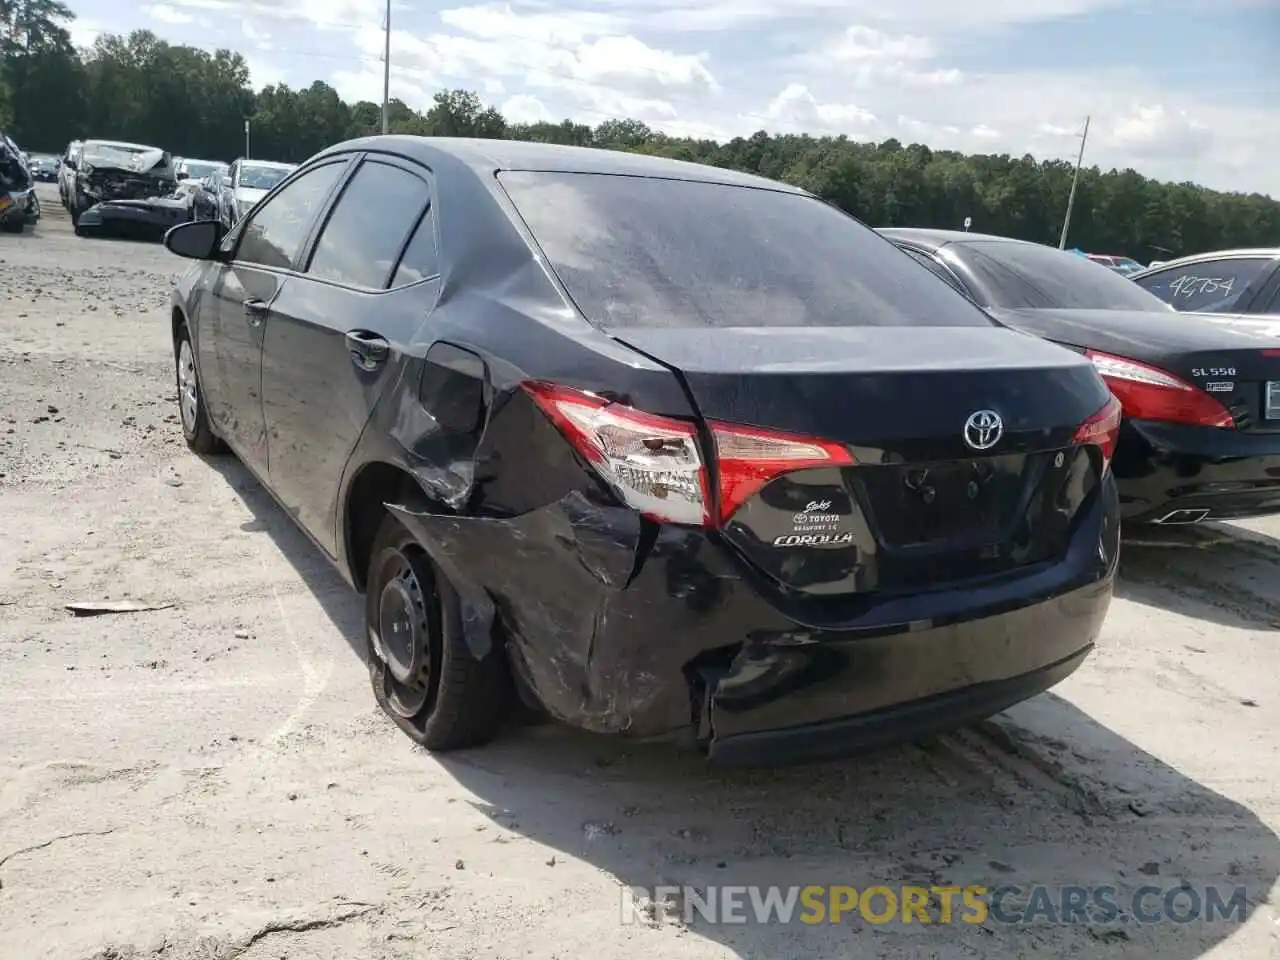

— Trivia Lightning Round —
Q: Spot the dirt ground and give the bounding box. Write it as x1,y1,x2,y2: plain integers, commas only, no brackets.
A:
1,183,1278,960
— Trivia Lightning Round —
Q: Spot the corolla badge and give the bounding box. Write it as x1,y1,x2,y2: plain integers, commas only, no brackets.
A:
963,409,1003,451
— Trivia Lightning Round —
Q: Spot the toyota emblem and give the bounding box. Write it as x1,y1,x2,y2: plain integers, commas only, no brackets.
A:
963,409,1004,451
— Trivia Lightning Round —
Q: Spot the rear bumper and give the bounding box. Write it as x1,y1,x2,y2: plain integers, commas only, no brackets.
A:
708,646,1090,767
388,475,1118,759
1114,419,1280,523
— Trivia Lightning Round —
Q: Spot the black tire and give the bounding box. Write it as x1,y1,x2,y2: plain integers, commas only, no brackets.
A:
1,218,22,234
173,323,227,455
365,513,512,751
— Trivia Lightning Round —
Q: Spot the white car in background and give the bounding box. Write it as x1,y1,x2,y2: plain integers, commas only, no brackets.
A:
226,158,296,224
1130,248,1280,338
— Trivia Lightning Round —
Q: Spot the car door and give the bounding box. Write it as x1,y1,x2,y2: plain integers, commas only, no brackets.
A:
1133,256,1274,314
259,154,440,555
202,159,350,478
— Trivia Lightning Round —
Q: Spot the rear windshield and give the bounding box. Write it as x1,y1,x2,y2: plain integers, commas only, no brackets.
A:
498,171,995,329
182,161,221,178
239,164,291,190
83,142,151,164
954,240,1172,312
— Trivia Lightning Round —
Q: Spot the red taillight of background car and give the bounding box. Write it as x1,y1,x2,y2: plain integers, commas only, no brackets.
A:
1085,350,1234,428
522,381,855,527
1072,394,1122,473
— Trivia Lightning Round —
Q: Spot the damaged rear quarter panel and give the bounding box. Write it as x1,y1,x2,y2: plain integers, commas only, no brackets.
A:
331,147,729,736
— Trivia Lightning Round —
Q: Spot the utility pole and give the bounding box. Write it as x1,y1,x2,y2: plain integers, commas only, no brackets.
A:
1058,115,1090,250
380,0,391,135
244,118,250,159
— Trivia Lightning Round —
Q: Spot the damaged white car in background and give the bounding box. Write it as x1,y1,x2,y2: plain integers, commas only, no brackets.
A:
66,140,193,239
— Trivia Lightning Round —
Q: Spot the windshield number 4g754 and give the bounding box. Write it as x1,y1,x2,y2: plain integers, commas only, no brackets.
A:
1192,367,1236,378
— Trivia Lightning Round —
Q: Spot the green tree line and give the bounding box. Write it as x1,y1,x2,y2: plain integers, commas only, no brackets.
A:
3,1,1277,262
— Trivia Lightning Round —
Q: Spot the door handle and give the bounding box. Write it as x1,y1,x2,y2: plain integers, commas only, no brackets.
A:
242,298,268,325
346,330,390,371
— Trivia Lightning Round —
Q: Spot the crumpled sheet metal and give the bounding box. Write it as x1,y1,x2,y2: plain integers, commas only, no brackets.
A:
385,491,681,735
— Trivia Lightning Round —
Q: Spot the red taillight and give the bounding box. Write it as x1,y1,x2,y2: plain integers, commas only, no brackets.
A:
1072,394,1122,473
707,420,854,526
522,382,854,528
1085,350,1234,428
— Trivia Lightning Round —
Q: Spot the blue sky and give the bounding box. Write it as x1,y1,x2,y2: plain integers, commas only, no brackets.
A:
66,0,1280,196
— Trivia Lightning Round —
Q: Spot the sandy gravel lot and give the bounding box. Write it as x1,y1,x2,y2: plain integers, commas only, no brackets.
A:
1,184,1278,960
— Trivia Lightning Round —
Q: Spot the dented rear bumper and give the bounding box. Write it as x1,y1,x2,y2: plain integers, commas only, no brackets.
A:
386,476,1118,761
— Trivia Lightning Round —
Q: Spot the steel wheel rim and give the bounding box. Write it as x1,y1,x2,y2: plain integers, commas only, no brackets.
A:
177,339,199,432
373,552,436,719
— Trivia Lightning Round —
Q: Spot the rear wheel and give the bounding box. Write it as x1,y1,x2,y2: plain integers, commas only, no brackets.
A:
365,513,512,750
1,218,22,234
174,324,226,454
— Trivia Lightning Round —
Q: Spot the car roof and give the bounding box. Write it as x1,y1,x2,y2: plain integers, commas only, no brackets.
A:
1130,248,1280,277
83,139,161,151
876,227,1035,251
239,159,295,169
313,135,807,194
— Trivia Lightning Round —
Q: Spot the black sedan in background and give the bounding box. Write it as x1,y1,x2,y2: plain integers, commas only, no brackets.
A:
882,228,1280,525
28,154,58,182
162,138,1120,766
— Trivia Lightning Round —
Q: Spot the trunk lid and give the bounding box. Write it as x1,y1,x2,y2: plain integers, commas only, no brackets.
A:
611,325,1113,597
990,308,1280,434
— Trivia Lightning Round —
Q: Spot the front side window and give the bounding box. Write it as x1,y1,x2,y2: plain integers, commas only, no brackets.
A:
949,240,1172,312
307,160,431,289
1134,258,1272,313
499,171,995,329
234,162,345,271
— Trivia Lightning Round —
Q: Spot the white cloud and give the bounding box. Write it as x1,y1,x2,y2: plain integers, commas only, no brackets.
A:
808,25,964,87
241,18,273,49
1109,104,1210,161
244,53,290,88
330,5,719,126
570,0,1135,32
155,0,1280,196
330,64,437,106
144,4,196,25
69,17,104,49
500,93,553,123
762,84,877,133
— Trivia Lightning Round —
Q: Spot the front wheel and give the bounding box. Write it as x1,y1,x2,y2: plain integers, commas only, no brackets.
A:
365,514,512,751
174,324,226,455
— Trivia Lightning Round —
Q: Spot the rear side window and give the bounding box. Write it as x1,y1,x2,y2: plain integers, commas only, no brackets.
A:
900,246,970,297
498,171,993,328
390,208,440,287
307,160,431,289
950,240,1172,312
1134,258,1271,313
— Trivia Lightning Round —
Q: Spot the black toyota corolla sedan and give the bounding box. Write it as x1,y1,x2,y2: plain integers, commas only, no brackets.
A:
162,138,1120,766
881,228,1280,526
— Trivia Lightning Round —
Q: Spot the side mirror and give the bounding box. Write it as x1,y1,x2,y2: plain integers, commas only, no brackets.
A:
164,219,223,260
